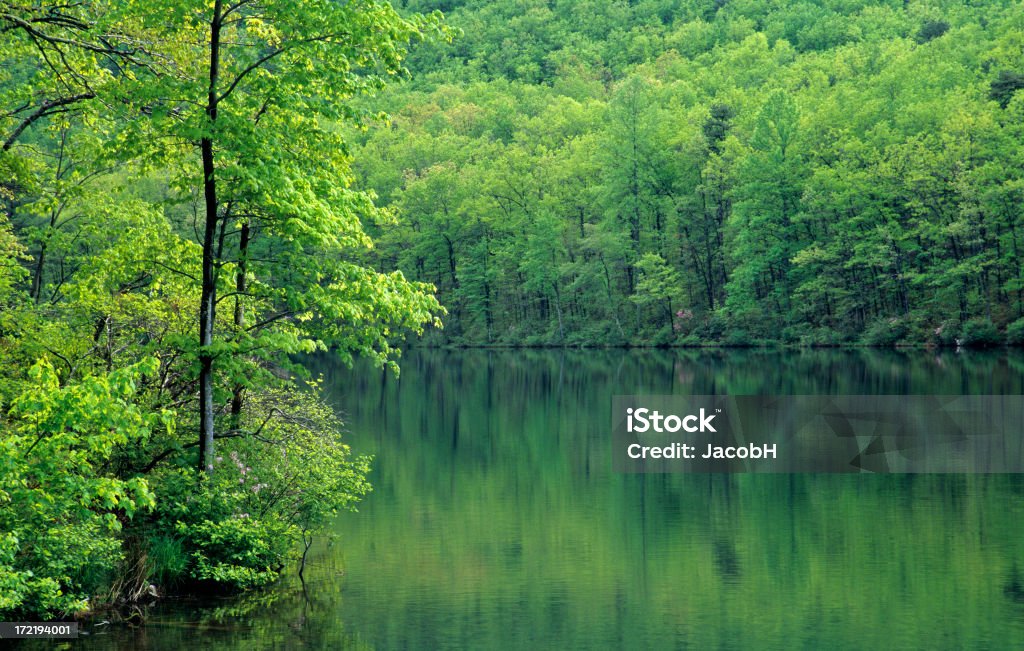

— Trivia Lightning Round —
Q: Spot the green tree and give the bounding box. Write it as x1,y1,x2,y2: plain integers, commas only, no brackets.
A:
726,89,806,329
630,252,681,334
112,0,446,474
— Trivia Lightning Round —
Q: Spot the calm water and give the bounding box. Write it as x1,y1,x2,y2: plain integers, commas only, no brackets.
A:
40,349,1024,649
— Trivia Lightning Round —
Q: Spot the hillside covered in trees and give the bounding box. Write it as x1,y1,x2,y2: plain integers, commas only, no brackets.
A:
354,0,1024,346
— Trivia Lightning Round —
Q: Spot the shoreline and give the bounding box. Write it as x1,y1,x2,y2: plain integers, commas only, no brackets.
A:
400,342,1022,351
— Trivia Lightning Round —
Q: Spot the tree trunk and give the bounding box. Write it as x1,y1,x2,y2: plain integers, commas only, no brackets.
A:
198,0,223,476
31,239,47,302
552,282,564,342
230,219,250,424
443,234,458,289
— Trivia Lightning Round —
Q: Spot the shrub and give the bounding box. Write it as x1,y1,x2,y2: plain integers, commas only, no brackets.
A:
723,329,753,347
781,325,810,345
696,311,730,341
649,324,676,347
0,359,162,619
862,318,909,347
805,327,844,347
931,319,960,347
676,333,703,347
177,517,292,590
146,386,371,592
1007,317,1024,346
959,318,1001,347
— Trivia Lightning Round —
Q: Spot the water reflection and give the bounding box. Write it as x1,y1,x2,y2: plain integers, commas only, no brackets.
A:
38,348,1024,650
312,348,1024,650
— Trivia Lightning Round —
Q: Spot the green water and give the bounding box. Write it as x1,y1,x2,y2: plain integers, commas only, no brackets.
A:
44,349,1024,649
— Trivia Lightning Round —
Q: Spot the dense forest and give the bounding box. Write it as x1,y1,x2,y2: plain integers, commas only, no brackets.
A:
354,0,1024,346
2,0,1024,624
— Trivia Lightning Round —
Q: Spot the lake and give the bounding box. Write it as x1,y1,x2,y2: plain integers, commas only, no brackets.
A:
39,348,1024,649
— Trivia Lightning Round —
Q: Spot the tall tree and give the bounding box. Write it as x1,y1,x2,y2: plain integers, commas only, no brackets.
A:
115,0,446,475
726,89,806,323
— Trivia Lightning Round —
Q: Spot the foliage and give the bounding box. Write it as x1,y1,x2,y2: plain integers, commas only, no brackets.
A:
0,359,162,618
916,20,950,44
1007,318,1024,346
989,70,1024,108
4,0,1024,620
144,385,371,591
931,319,961,347
0,0,442,618
176,517,292,590
348,0,1024,346
959,318,1002,348
861,318,910,348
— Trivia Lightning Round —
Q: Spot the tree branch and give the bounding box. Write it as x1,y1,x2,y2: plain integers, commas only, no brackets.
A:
2,93,94,151
217,32,351,104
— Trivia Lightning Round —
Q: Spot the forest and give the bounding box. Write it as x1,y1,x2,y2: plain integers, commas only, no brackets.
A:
357,0,1024,346
1,0,1024,624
